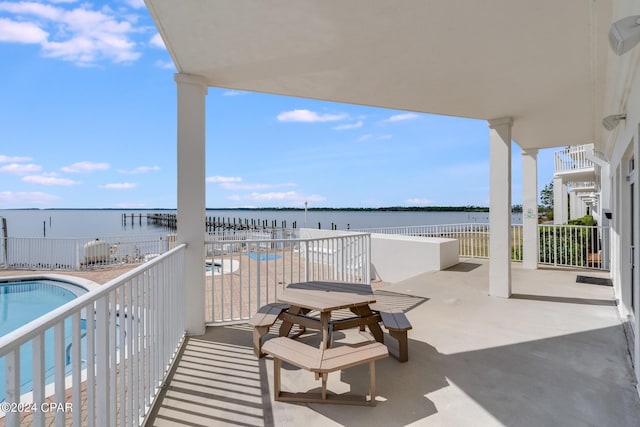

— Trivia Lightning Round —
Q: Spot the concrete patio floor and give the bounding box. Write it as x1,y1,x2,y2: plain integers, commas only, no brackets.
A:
145,259,640,426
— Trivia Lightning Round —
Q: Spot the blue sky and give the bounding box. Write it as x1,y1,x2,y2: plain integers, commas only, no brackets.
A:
0,0,556,209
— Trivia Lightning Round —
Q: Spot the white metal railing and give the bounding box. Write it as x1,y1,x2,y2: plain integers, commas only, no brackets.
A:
537,224,608,269
0,244,186,426
206,228,297,242
569,181,597,191
355,223,608,270
357,223,491,258
3,234,173,271
554,144,595,173
205,233,371,323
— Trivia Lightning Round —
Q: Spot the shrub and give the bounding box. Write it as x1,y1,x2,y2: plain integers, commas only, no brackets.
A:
538,225,592,266
568,214,595,226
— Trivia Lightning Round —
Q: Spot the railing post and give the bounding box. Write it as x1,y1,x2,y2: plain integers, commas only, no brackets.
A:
96,296,110,427
4,348,20,426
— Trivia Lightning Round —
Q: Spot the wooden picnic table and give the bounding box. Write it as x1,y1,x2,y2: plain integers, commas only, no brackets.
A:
277,281,385,349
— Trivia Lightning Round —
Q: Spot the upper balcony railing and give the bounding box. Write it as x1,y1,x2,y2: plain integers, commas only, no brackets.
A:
554,144,596,174
569,181,597,192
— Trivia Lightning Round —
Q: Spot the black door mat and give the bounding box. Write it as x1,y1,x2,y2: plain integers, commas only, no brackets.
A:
576,275,613,286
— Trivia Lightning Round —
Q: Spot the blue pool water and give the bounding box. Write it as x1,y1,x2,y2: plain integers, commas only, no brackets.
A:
247,253,282,261
0,280,87,402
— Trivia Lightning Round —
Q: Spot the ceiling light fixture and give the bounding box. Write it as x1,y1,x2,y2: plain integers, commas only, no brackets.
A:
602,114,626,131
609,15,640,55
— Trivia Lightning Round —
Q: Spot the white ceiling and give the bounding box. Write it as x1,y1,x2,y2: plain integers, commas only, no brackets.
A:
146,0,612,150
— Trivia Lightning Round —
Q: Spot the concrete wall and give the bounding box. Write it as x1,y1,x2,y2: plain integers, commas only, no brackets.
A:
300,228,460,283
370,233,459,283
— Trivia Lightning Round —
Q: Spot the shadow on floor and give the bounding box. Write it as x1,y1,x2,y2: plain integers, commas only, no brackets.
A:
511,293,618,306
146,321,639,427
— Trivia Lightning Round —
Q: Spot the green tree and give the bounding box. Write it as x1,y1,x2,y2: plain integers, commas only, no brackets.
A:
540,181,554,211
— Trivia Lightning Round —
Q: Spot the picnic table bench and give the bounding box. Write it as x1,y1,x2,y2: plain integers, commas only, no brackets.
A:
369,303,412,362
262,336,388,405
247,303,290,357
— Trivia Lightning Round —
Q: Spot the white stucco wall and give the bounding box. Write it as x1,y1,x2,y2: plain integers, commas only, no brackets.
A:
602,0,640,386
370,233,459,283
299,228,460,283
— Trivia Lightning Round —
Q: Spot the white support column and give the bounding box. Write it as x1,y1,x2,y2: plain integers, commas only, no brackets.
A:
488,117,513,298
175,73,208,335
569,192,577,220
553,176,568,224
522,148,538,270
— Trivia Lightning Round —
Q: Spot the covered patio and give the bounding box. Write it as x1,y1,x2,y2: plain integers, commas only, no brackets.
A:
146,260,639,426
139,1,640,425
144,0,613,335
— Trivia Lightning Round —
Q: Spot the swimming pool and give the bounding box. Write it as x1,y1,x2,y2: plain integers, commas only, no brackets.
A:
0,277,93,402
247,252,282,261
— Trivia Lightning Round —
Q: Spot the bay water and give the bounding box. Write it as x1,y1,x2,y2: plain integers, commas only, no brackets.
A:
0,209,522,239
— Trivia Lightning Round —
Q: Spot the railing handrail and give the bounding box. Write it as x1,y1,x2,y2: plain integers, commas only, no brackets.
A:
352,223,490,232
208,233,370,244
3,233,169,241
0,243,187,355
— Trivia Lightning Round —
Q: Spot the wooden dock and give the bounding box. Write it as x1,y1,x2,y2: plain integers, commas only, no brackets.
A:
144,213,297,232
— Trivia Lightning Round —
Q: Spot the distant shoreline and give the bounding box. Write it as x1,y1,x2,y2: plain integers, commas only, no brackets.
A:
3,206,492,212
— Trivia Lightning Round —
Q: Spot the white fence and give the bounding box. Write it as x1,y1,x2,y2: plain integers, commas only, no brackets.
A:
205,232,371,323
0,244,186,426
356,223,608,270
2,235,173,271
536,224,608,270
358,223,491,258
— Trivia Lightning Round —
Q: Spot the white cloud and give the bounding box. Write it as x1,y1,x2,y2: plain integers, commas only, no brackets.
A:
221,182,296,191
0,18,49,43
227,190,324,206
222,90,248,97
206,175,242,184
277,109,348,123
383,113,419,123
149,32,165,49
117,165,160,174
247,191,325,203
251,191,294,201
22,174,78,186
333,121,363,131
406,198,433,205
0,191,61,205
0,163,42,174
124,0,145,9
100,182,137,189
154,59,174,69
62,161,109,173
0,1,143,66
356,134,391,142
0,155,32,163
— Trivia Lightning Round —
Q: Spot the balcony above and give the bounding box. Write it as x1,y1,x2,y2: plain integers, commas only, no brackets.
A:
554,144,597,183
569,181,598,193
